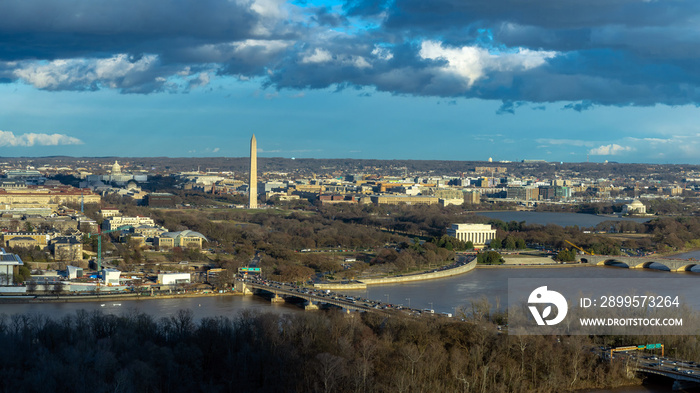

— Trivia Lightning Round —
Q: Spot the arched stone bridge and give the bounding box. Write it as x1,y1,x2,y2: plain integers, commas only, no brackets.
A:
582,255,700,272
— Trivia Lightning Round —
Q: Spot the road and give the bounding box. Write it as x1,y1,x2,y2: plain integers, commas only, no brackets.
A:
240,276,445,316
603,349,700,383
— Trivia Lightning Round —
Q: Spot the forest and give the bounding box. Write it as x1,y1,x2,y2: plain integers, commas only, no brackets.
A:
0,307,663,393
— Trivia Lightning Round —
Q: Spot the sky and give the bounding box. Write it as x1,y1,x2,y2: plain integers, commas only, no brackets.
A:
1,0,700,164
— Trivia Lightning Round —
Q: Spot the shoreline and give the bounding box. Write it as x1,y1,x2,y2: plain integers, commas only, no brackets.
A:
476,263,591,269
314,260,477,290
0,290,240,304
4,262,595,303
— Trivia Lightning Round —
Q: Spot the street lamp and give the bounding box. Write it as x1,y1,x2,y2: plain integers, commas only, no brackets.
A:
429,302,433,311
406,297,411,308
384,294,389,304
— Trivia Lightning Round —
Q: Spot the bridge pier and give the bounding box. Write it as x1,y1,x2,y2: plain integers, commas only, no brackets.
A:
271,294,285,303
234,281,253,295
305,301,319,311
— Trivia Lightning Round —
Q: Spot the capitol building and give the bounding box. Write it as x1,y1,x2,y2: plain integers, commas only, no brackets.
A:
101,161,135,183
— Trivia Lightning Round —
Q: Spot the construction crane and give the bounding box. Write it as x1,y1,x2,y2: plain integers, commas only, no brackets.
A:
564,240,594,255
89,225,132,275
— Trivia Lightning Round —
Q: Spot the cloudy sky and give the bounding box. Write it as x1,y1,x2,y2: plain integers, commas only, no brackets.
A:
1,0,700,163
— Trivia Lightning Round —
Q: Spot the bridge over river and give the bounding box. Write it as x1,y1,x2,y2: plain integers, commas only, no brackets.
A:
234,280,389,313
602,347,700,390
636,364,700,390
582,255,700,272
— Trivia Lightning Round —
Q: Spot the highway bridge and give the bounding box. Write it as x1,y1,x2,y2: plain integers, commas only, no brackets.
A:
604,348,700,390
235,280,386,312
582,255,700,272
636,365,700,390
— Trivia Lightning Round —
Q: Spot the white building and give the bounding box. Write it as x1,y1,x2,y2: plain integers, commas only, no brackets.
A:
158,273,191,285
623,199,647,215
100,208,121,218
103,269,121,286
0,251,23,285
447,223,496,246
102,161,135,183
67,265,84,279
403,185,422,196
103,216,155,230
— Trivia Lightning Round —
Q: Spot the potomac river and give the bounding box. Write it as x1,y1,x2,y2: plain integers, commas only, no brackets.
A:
3,264,698,321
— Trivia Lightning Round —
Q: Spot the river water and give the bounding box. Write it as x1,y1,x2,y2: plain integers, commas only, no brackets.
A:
3,265,697,323
340,265,700,314
0,293,300,321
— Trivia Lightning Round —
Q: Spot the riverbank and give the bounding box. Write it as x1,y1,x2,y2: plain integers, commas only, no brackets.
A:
314,260,477,290
476,263,590,269
502,254,557,265
0,290,239,304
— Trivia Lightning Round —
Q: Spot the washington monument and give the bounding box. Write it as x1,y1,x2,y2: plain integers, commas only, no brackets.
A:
249,134,258,209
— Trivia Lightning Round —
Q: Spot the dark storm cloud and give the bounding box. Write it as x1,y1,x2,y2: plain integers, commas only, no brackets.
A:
562,101,594,112
0,0,263,61
311,7,349,27
345,0,699,29
3,0,700,108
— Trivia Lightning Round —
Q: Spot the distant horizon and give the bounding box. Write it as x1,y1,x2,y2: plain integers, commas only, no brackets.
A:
1,155,698,167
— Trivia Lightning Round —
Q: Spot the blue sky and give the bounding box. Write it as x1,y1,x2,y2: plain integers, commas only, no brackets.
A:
1,0,700,163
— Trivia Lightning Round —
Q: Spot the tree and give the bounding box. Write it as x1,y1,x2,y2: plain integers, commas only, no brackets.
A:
489,238,502,249
477,251,504,264
25,280,37,292
555,249,576,262
51,281,65,296
14,265,31,284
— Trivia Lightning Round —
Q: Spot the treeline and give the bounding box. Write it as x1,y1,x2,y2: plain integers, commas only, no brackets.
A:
313,203,491,238
98,195,700,272
0,309,638,393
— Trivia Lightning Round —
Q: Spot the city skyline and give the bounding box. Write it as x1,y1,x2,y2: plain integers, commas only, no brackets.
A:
1,1,700,163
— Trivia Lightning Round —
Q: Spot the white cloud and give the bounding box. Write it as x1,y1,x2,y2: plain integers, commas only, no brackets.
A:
178,39,291,64
300,48,371,69
372,45,393,60
188,73,210,89
589,144,635,155
248,0,290,36
353,56,371,69
301,48,333,64
12,54,166,91
535,138,595,147
231,39,291,57
0,130,83,147
419,40,557,87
